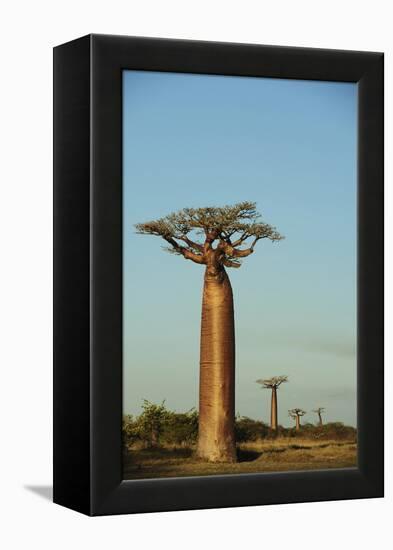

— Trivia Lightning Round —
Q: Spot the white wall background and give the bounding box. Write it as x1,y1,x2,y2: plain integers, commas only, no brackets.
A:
0,1,390,549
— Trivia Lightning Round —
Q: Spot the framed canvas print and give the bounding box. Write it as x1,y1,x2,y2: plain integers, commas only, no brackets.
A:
53,34,384,516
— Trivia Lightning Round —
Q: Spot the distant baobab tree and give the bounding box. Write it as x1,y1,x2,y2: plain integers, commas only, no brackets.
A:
256,376,288,430
313,407,325,426
289,408,306,430
136,202,284,462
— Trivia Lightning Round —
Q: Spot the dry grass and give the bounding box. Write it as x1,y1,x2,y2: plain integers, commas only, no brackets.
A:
123,437,357,480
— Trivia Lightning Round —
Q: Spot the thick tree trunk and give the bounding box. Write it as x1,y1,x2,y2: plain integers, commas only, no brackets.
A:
197,267,237,462
318,413,323,426
271,387,278,430
295,416,300,430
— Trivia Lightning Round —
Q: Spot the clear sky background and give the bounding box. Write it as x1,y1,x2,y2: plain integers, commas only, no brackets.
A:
123,70,357,428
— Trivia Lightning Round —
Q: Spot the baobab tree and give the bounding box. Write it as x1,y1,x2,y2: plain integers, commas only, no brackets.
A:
256,376,288,430
313,407,325,426
288,408,306,430
135,201,283,462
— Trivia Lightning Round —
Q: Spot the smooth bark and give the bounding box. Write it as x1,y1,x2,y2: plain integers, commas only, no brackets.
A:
197,265,236,462
271,387,278,430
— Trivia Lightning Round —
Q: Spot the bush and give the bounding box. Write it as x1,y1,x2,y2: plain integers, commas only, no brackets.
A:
122,414,140,449
123,402,357,449
123,402,199,448
276,422,357,441
122,400,168,448
161,409,199,445
235,416,269,441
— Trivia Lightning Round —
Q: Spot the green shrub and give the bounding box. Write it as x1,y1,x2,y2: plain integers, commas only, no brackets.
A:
276,422,357,441
123,402,199,448
235,416,269,441
123,402,357,449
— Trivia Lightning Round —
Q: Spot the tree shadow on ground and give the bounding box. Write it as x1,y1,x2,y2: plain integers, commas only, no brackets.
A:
237,449,262,462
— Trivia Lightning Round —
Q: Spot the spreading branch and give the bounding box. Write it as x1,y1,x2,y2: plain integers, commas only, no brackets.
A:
288,408,306,419
135,201,284,268
256,376,288,389
312,407,325,414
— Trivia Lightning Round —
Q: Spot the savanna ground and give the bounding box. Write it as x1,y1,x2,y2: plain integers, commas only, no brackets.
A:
123,437,357,480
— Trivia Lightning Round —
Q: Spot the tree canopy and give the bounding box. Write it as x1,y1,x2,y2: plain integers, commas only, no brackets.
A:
288,408,306,418
135,201,284,268
256,375,288,389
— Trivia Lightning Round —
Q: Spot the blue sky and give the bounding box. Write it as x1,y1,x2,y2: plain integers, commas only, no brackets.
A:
123,70,357,427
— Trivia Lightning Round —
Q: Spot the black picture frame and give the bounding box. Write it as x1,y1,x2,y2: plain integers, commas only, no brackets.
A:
53,34,384,516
